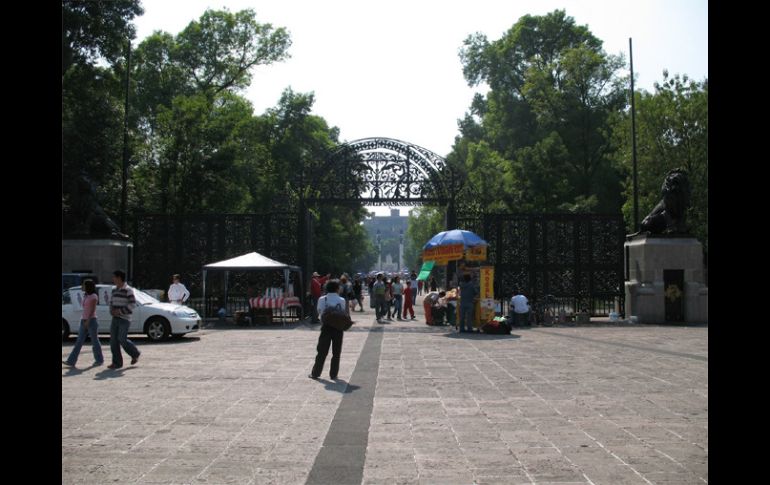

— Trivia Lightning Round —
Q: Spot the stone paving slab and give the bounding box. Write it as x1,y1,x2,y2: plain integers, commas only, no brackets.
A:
64,297,707,484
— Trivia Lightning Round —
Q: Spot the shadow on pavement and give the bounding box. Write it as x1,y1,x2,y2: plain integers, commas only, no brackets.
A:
92,366,138,380
310,378,362,394
63,336,202,346
441,332,521,340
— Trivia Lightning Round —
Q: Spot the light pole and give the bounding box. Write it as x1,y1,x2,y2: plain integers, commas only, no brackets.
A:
376,229,382,272
630,37,639,232
398,229,404,272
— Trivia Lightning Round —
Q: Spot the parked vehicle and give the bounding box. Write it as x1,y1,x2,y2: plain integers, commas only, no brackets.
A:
61,272,98,293
62,284,200,341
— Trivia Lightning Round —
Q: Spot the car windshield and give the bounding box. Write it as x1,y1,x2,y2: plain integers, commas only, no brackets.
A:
133,288,160,305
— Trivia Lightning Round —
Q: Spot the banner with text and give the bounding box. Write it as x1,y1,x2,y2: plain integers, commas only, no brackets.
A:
465,245,487,261
422,243,464,265
479,265,495,322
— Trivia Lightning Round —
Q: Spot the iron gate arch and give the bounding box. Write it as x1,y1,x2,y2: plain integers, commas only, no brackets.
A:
295,137,462,289
302,137,458,205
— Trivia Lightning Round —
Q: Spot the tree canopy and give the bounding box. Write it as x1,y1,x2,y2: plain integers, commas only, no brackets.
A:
452,10,627,214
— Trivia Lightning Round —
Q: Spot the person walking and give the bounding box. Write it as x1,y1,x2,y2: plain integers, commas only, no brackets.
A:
310,280,346,380
352,276,364,311
339,275,352,315
429,276,438,292
410,271,419,300
108,270,141,369
310,272,330,324
384,277,394,320
392,275,404,320
372,273,387,323
368,276,376,310
402,280,416,320
63,279,103,367
168,274,190,305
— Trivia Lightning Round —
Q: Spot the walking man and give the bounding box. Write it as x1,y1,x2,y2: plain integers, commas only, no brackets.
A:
310,280,346,380
108,270,141,369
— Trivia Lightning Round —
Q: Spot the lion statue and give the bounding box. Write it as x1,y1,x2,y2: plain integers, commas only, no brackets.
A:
63,173,130,240
638,168,691,235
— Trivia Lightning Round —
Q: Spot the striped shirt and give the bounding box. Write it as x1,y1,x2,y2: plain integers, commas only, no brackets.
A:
111,284,136,321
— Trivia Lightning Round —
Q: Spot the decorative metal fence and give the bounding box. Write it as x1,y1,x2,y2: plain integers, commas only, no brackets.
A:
457,213,625,317
132,213,300,316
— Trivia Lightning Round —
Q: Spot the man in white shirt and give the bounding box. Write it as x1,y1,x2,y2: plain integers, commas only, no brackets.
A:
168,274,190,305
510,289,530,327
311,280,348,380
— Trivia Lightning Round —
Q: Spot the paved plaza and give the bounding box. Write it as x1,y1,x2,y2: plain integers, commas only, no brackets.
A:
62,301,707,484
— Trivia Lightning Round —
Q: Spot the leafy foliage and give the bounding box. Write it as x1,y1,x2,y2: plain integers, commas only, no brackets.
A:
452,10,627,214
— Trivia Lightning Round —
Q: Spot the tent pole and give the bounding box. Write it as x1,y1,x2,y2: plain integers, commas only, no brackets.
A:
202,269,207,321
224,270,229,317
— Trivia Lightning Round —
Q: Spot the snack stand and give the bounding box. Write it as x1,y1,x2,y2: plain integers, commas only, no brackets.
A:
421,230,492,330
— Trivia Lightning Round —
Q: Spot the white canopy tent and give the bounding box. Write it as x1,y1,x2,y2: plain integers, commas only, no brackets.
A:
202,252,303,318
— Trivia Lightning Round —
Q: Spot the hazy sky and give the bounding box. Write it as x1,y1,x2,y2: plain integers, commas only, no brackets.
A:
132,0,707,216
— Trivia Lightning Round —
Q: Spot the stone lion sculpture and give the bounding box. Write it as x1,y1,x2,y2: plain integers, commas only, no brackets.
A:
639,168,691,235
64,173,130,240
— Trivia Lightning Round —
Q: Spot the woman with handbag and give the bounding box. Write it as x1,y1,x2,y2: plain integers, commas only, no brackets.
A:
310,279,349,380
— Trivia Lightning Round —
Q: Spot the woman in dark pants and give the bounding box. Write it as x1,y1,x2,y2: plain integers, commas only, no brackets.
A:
310,280,346,380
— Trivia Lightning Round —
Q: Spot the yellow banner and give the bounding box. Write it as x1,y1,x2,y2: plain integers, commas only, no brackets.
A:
423,243,464,263
466,245,487,261
480,266,494,299
479,266,495,324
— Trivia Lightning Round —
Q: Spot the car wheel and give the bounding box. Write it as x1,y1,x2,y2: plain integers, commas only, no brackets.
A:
145,317,171,341
62,320,70,341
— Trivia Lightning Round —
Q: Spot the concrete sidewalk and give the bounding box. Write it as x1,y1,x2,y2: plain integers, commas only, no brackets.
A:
63,297,707,484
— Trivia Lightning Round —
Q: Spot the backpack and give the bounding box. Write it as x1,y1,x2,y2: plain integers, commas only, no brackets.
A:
321,297,353,331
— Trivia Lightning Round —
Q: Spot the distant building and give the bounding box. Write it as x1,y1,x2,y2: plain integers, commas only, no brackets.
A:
363,209,409,272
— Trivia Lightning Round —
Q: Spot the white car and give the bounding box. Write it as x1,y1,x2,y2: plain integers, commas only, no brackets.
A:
62,284,201,341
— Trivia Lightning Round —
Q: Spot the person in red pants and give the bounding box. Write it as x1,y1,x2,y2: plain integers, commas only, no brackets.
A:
402,281,416,320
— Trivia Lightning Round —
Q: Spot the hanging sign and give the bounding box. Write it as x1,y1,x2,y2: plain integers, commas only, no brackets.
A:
479,266,494,299
479,265,495,323
466,245,487,261
422,243,464,265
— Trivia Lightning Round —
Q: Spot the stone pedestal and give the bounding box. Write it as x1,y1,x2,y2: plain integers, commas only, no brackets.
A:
624,235,707,324
62,239,134,285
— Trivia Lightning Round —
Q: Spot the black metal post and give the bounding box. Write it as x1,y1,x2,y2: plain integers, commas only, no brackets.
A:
629,38,639,232
120,41,131,232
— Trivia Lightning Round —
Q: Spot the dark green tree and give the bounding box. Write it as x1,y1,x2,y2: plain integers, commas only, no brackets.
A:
129,8,292,215
453,10,627,213
62,0,144,75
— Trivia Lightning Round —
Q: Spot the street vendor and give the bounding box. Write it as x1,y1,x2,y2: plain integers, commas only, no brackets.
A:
443,287,458,327
458,273,478,333
423,290,446,325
